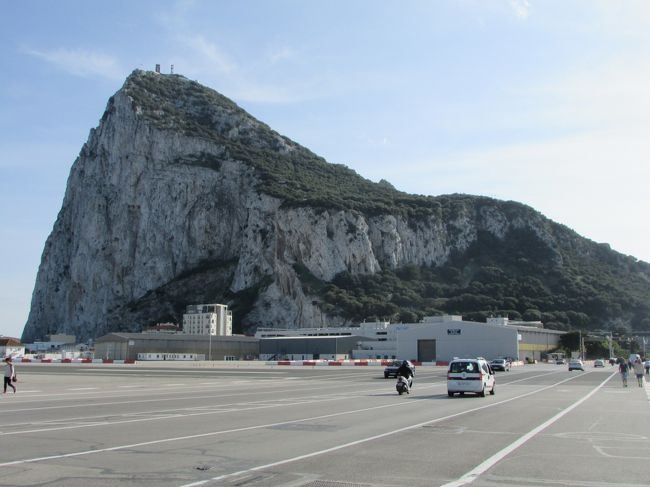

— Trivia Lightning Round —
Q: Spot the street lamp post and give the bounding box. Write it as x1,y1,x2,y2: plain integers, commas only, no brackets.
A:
608,332,613,359
578,330,582,360
209,327,212,361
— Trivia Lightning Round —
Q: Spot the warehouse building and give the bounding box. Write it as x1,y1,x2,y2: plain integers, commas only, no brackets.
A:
259,335,365,361
94,333,258,361
258,315,563,363
393,316,563,363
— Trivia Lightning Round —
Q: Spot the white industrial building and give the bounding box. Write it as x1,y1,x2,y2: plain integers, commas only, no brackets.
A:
182,303,232,336
256,316,564,363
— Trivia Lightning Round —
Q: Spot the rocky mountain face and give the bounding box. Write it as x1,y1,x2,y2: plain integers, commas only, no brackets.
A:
22,71,650,342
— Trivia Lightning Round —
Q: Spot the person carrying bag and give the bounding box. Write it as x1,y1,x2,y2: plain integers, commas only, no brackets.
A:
3,357,16,393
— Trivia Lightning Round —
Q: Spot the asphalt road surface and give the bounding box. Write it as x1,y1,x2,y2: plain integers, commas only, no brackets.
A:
1,362,649,487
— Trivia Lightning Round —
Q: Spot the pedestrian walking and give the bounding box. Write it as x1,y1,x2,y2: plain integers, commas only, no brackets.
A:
645,359,650,375
619,359,629,387
3,357,16,394
633,358,645,387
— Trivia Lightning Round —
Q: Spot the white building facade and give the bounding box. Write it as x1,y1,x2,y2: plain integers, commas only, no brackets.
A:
182,304,232,336
395,316,519,363
255,315,563,362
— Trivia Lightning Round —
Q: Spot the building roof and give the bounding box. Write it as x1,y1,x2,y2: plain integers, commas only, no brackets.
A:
259,335,365,341
95,333,258,343
0,337,22,346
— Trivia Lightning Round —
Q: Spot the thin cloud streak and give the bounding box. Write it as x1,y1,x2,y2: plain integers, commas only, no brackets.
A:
21,46,124,80
178,34,237,75
509,0,532,19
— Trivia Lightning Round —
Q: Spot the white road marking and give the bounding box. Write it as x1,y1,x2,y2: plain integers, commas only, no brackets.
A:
0,371,562,435
174,373,589,487
0,371,586,473
439,372,617,487
0,381,387,414
0,382,437,435
67,388,97,391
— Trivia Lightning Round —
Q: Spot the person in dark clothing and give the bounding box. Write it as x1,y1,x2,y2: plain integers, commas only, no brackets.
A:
396,360,414,379
619,359,629,387
3,357,16,394
396,360,414,391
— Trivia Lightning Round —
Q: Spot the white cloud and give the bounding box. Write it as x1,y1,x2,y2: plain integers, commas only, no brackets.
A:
178,34,236,75
171,34,327,104
268,46,296,64
389,126,650,261
22,46,123,80
527,58,650,130
509,0,532,19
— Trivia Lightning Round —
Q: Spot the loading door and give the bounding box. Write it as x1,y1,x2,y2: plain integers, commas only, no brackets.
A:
418,339,436,362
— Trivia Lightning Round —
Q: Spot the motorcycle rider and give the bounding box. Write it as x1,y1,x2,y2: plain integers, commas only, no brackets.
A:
396,360,414,392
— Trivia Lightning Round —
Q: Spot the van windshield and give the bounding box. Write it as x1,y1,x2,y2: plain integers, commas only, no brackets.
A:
449,361,478,373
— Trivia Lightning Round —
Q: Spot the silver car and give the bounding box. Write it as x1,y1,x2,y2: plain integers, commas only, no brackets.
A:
568,359,584,371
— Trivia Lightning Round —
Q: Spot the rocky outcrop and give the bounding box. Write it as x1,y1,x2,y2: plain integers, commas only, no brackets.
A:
22,71,650,342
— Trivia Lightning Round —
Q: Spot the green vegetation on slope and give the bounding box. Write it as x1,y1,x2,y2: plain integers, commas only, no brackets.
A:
121,70,485,218
297,228,650,332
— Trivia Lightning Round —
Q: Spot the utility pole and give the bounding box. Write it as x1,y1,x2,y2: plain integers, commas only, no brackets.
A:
209,325,212,361
578,330,582,359
608,332,613,359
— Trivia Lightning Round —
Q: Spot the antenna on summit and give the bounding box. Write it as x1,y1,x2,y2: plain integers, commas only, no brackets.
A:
155,64,161,74
170,64,174,74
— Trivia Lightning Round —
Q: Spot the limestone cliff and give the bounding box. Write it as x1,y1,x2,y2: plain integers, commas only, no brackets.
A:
22,71,650,342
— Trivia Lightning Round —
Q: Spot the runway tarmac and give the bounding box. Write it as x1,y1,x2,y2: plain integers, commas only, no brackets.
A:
1,362,649,486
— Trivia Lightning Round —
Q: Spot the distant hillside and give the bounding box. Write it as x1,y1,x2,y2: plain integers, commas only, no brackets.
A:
22,70,650,342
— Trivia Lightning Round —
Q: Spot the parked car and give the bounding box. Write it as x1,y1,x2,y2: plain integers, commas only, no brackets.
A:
490,358,510,371
594,359,605,368
556,359,566,365
568,359,584,371
447,357,495,397
384,360,415,379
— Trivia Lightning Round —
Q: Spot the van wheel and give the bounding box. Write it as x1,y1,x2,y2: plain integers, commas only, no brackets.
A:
448,391,454,397
490,384,495,395
479,387,486,397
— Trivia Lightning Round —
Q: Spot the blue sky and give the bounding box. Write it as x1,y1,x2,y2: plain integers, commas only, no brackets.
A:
2,1,649,339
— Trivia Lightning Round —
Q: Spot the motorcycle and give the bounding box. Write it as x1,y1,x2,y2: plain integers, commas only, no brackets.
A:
396,375,412,395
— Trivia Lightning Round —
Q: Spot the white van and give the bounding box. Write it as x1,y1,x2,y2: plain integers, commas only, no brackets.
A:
447,357,496,397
